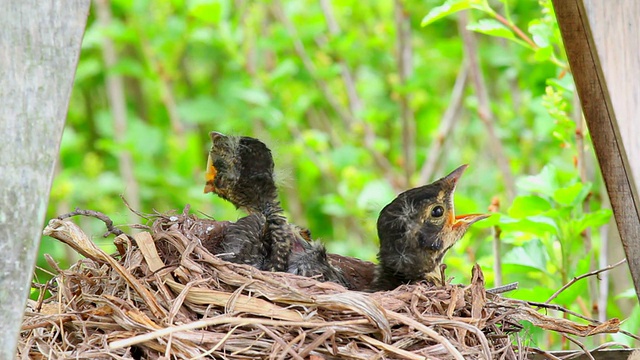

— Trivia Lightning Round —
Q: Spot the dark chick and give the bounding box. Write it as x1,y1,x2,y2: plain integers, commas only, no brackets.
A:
373,165,489,291
204,132,292,271
204,132,347,287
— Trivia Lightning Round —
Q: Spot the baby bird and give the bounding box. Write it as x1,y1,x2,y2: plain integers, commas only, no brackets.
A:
204,132,347,286
205,132,293,272
373,165,489,291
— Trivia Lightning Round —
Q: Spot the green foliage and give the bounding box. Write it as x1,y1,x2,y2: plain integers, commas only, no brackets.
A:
38,0,636,350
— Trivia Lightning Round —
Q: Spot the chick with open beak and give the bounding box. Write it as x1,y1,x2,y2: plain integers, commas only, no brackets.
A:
373,165,489,291
204,132,278,213
203,132,348,287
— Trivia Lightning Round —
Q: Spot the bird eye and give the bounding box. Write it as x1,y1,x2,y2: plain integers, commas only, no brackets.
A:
431,205,444,218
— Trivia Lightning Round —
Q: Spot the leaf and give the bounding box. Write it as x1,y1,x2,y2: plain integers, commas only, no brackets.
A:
188,0,225,24
529,22,552,48
576,209,612,233
421,0,477,27
466,18,516,41
507,286,555,303
507,195,551,218
516,164,559,196
499,215,558,236
502,238,549,273
553,182,590,206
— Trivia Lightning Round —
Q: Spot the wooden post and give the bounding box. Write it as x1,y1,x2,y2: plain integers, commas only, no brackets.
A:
0,1,90,357
552,0,640,304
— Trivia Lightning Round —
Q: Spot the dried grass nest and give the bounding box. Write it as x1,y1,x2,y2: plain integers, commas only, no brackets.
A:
18,207,626,359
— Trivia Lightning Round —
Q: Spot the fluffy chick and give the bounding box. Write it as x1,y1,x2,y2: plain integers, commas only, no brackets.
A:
373,165,488,291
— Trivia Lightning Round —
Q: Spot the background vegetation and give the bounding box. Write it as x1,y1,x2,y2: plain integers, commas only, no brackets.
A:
39,0,638,350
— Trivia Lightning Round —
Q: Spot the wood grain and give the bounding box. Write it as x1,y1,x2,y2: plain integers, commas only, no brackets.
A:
0,1,90,357
552,0,640,304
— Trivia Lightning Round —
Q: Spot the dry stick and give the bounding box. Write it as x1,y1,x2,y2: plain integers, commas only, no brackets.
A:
527,348,563,360
458,11,516,201
56,208,125,238
271,0,397,188
359,335,425,360
255,324,304,360
94,0,141,222
489,196,503,287
417,61,469,185
297,329,334,358
563,335,596,360
394,0,416,188
523,300,640,342
544,259,627,305
43,219,167,319
109,317,370,350
487,282,518,295
278,331,307,360
385,311,465,360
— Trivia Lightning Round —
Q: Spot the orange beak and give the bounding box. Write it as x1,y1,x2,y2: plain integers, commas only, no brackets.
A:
204,153,217,194
452,213,490,229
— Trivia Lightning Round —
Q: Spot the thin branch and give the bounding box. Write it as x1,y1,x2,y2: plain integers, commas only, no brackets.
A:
393,0,415,187
487,282,518,295
94,0,141,223
417,60,469,184
458,11,516,201
563,335,595,360
544,259,627,305
489,196,503,287
524,299,640,342
491,12,536,49
56,208,126,238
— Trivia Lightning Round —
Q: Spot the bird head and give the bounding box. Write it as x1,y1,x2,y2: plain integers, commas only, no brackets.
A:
376,165,489,287
204,132,278,211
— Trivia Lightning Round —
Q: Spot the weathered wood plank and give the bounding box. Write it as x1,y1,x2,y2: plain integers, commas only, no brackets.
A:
583,0,640,193
0,1,90,357
552,0,640,304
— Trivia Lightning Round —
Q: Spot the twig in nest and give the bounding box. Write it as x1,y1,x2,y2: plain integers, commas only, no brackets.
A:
524,301,640,342
56,208,125,238
487,282,518,295
120,194,152,220
563,335,595,360
438,263,447,286
544,259,627,304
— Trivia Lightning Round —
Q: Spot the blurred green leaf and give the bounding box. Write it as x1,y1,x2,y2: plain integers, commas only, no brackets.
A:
516,164,559,196
507,195,551,218
502,238,549,273
576,209,612,233
466,19,530,48
421,0,481,27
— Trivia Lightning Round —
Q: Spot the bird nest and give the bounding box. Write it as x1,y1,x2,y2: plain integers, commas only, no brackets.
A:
18,207,623,360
